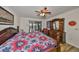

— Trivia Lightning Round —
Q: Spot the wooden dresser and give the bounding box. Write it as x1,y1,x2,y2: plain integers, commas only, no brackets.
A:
47,18,65,43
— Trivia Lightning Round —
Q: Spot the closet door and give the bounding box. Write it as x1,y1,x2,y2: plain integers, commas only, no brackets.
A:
29,21,42,32
29,21,33,32
35,22,42,31
67,29,79,48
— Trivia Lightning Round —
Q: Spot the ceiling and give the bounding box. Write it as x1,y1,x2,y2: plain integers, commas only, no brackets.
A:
8,6,79,19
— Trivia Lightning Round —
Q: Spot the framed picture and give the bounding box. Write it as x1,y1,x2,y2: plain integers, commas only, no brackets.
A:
68,21,77,27
0,7,14,25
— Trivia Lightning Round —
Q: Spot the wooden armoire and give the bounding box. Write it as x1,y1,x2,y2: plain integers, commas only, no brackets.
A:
47,18,65,43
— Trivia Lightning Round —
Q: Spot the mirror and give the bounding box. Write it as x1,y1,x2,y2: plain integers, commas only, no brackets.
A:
53,21,59,30
53,22,56,30
55,21,59,30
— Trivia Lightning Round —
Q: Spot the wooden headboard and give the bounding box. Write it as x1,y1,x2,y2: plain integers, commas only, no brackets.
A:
0,27,18,45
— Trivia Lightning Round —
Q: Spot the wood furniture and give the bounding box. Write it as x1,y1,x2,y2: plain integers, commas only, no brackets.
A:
47,18,65,51
42,28,49,35
0,27,18,45
47,18,64,42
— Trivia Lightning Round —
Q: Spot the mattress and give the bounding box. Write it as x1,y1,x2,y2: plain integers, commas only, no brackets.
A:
0,31,57,52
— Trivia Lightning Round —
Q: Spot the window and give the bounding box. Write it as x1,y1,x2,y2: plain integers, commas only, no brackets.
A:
29,21,42,32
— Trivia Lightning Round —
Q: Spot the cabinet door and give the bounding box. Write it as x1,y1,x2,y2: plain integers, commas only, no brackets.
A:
59,19,64,32
50,21,54,30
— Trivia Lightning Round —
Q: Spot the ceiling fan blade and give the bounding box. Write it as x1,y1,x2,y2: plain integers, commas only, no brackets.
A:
45,12,51,14
36,14,40,16
35,11,38,12
35,11,40,13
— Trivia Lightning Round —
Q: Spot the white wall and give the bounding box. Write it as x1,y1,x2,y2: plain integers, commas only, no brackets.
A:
0,6,19,31
46,8,79,48
19,17,47,33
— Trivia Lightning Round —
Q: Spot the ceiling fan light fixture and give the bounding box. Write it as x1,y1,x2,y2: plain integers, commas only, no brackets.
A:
40,13,45,16
42,8,48,12
35,7,51,17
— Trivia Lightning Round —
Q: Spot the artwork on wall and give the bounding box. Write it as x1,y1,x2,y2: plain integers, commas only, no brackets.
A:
68,21,77,27
0,7,14,25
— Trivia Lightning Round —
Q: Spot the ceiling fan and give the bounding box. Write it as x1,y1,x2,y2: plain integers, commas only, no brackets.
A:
35,7,51,17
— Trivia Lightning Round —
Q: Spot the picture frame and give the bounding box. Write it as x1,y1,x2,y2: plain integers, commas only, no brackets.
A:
0,7,14,25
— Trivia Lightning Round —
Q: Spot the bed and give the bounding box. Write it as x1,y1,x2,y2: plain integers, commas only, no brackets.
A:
0,27,59,52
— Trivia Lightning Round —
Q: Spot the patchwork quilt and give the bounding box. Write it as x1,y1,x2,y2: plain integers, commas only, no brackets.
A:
0,31,57,52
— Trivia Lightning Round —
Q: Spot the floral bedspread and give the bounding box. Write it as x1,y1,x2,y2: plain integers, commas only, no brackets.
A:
0,31,57,52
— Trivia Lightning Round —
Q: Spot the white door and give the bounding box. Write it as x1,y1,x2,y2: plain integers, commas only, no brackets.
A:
66,29,79,48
